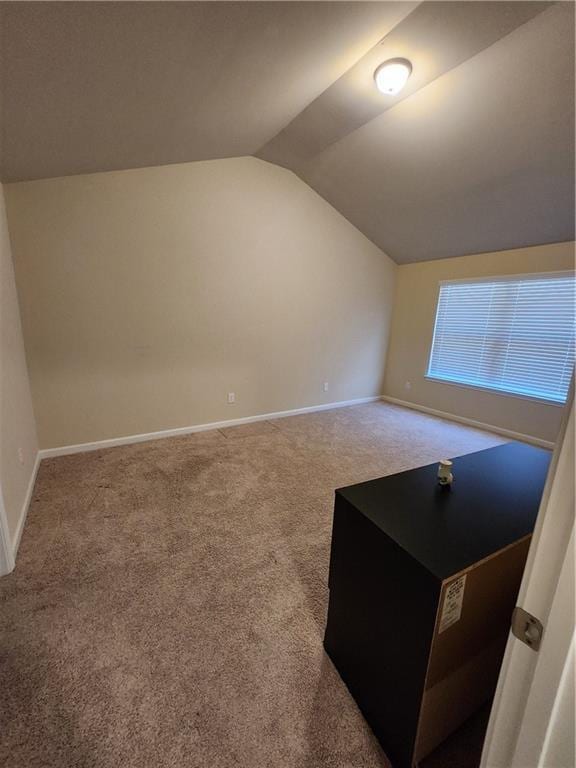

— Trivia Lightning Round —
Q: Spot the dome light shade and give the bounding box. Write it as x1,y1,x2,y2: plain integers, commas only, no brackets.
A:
374,58,412,95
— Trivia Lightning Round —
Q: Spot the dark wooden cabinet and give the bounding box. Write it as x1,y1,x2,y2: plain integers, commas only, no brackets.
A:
324,442,551,768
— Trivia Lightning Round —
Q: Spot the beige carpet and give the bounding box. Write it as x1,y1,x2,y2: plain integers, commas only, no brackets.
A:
0,402,505,768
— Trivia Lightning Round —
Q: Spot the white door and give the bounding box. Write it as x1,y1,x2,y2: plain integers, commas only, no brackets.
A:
481,389,575,768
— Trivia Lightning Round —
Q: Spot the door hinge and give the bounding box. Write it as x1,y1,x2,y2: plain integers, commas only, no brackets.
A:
511,606,544,651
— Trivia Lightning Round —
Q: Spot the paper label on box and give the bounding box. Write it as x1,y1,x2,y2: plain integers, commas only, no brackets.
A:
438,574,467,633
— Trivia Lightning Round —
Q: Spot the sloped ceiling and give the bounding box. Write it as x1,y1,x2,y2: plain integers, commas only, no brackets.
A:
0,1,416,181
0,1,574,263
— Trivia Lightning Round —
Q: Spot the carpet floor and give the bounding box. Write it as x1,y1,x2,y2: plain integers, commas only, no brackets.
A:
0,402,506,768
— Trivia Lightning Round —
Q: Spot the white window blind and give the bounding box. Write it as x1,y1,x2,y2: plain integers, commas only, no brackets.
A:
427,274,576,404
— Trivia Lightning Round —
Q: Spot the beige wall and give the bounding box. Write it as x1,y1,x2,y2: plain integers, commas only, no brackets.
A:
0,184,38,548
5,157,396,449
384,242,575,444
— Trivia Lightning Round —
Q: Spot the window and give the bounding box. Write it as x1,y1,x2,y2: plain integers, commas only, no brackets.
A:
427,273,576,404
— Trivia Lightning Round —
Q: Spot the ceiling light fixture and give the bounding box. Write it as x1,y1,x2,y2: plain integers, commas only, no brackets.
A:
374,58,412,95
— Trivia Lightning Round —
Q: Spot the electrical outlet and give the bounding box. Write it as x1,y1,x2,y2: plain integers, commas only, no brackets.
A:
405,381,412,391
323,382,329,392
227,392,236,404
17,447,24,465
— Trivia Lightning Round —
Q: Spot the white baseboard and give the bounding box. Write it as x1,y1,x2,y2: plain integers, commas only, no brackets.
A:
38,394,555,459
381,395,555,450
0,492,15,576
12,452,42,559
0,451,41,574
39,396,382,459
3,394,551,573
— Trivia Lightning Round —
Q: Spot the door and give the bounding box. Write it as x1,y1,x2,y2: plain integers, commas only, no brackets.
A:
481,388,574,767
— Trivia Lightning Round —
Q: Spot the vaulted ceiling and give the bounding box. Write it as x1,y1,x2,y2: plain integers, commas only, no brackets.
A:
1,1,574,263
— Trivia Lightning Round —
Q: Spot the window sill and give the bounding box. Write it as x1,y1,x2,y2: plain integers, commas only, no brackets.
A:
423,375,567,407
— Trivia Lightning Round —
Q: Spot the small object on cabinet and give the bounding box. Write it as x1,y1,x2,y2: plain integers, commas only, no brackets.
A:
437,459,453,486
